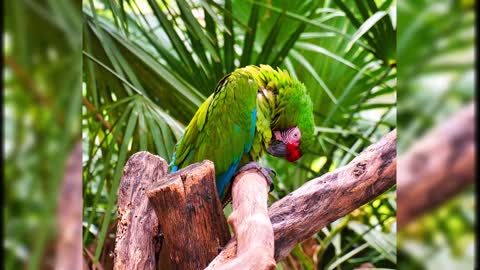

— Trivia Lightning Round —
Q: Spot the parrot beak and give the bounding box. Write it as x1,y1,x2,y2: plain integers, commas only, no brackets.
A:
267,140,288,157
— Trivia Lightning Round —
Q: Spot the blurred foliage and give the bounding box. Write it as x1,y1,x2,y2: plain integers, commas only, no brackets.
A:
397,0,475,269
397,0,475,153
81,0,396,269
4,0,82,269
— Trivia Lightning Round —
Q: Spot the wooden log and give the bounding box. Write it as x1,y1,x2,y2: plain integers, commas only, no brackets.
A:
55,141,83,270
147,160,231,269
206,171,276,270
207,129,397,264
397,103,475,228
113,151,168,270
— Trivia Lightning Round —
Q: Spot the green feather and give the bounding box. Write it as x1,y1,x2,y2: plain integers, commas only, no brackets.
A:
172,65,315,201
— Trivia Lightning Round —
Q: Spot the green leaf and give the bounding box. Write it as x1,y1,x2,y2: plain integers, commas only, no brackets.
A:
326,243,369,270
223,0,235,71
256,12,286,64
240,3,259,66
176,0,221,63
348,221,397,263
346,11,388,51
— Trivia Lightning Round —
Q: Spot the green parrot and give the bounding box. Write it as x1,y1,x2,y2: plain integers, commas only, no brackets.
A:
170,65,315,204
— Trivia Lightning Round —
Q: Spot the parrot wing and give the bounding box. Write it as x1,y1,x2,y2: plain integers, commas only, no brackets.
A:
172,71,258,199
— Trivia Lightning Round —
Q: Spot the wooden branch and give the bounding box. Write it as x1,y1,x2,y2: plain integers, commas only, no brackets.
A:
397,103,475,228
206,171,276,270
208,129,396,264
113,151,168,270
147,160,231,269
55,141,83,270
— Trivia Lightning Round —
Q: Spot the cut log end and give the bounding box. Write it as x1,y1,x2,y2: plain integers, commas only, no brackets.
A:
147,160,230,270
113,151,168,270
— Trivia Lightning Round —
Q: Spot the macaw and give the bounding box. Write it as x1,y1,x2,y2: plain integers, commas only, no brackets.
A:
170,65,315,204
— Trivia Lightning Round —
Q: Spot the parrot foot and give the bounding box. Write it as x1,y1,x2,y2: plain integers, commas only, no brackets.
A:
234,161,275,192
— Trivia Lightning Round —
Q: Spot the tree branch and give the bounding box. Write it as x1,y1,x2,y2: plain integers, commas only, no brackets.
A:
206,171,276,270
397,103,475,228
207,129,396,265
55,141,83,270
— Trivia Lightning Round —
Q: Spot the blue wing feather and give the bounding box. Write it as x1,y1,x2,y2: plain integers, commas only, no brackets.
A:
245,108,257,153
218,108,257,198
169,151,178,172
216,159,240,198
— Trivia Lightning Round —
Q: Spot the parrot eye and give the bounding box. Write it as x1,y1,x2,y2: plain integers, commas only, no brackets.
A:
289,128,301,141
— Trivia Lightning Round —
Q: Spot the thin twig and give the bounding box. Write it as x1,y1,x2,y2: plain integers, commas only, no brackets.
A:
4,55,51,107
82,97,123,144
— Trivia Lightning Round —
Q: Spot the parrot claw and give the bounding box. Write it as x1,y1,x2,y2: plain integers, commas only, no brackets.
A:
234,161,275,192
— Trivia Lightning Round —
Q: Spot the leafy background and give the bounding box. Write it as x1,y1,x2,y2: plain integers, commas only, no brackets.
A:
81,0,396,269
4,0,82,269
396,0,475,269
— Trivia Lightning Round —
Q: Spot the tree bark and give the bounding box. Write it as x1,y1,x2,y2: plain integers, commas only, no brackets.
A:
207,129,397,265
397,103,475,228
113,151,168,270
206,171,276,270
147,160,231,270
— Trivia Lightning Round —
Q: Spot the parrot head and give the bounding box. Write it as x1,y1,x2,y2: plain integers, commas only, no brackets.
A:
267,127,302,162
254,65,316,163
265,74,315,163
